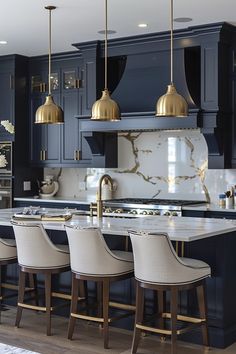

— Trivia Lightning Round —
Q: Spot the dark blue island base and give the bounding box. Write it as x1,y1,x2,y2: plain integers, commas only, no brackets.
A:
1,225,236,349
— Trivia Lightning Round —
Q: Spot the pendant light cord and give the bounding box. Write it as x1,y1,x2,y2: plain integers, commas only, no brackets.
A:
104,0,108,91
48,7,52,95
170,0,173,85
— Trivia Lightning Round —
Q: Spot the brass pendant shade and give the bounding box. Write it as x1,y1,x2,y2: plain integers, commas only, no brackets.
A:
91,89,120,121
35,6,64,124
155,0,188,118
35,95,64,124
91,0,120,121
156,84,188,117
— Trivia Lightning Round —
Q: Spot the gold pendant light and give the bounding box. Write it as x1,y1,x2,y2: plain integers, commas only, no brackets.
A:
91,0,120,121
156,0,188,117
35,6,64,124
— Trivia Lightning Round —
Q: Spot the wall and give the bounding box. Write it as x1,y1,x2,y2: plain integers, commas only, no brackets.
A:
45,130,236,205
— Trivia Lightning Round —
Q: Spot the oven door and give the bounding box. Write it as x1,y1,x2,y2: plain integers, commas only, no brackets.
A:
0,178,12,208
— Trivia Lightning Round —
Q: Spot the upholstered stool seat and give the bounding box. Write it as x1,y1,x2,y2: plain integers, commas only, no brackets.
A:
0,238,17,260
65,226,134,349
12,222,70,336
129,231,211,354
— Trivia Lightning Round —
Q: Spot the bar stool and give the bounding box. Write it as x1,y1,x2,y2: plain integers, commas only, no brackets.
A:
12,222,70,336
65,225,134,349
129,231,211,354
0,238,17,320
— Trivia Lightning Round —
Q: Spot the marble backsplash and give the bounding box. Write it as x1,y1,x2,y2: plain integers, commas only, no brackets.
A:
45,130,236,205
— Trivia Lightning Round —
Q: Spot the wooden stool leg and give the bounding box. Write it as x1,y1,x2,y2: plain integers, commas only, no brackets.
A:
102,279,110,349
97,281,103,320
45,273,52,336
131,282,144,354
68,273,79,340
170,288,178,354
15,269,26,328
197,282,209,347
28,273,38,307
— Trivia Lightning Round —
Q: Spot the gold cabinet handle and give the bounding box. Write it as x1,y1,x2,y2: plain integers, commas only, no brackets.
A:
75,79,81,89
40,150,47,161
74,150,81,161
40,83,46,93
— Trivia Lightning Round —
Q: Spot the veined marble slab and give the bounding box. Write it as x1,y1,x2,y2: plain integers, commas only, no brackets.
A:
0,343,40,353
3,208,236,242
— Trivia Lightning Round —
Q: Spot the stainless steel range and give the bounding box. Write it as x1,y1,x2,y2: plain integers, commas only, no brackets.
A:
103,198,206,217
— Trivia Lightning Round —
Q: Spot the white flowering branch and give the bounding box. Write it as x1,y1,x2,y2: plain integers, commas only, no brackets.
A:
1,120,14,134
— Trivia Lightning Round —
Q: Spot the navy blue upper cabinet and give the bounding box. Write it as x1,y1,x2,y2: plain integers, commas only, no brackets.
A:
29,52,92,167
0,55,28,141
29,58,60,166
0,61,14,125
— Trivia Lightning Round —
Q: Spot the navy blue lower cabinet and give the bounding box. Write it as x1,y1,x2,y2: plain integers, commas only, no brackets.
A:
182,210,206,218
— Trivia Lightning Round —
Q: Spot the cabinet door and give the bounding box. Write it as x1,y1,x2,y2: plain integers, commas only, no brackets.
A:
60,65,80,164
61,90,80,163
30,94,47,164
0,69,14,125
30,61,61,166
60,62,91,165
44,93,61,164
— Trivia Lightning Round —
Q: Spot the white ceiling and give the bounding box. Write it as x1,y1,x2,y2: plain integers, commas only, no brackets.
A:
0,0,236,57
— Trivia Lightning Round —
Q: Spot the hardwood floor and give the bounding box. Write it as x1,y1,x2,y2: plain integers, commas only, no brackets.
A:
0,307,236,354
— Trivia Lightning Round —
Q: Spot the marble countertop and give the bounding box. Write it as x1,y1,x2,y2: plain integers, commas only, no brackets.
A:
3,208,236,242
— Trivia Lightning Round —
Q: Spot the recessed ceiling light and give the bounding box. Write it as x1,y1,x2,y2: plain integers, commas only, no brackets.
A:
174,17,192,23
138,23,148,28
0,41,7,45
98,30,116,35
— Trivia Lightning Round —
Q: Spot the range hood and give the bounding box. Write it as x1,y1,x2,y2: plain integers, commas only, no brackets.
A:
74,22,236,168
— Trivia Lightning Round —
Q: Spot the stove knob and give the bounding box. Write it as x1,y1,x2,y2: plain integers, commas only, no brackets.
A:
115,208,123,214
141,210,148,215
154,211,160,216
164,211,171,216
147,210,154,215
105,208,112,213
131,209,138,215
172,211,179,216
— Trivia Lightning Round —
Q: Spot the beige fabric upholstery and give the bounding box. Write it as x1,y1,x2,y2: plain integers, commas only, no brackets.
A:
129,231,211,285
0,238,17,260
12,222,70,269
65,226,134,277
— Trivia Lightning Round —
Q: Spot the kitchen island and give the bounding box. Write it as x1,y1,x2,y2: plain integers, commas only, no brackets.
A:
1,208,236,348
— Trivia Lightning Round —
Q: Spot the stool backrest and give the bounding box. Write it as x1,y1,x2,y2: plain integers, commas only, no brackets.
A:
65,226,131,276
129,231,209,285
12,222,66,268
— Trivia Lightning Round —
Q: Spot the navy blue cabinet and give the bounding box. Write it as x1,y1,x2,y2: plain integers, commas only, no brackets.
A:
29,52,92,167
0,60,14,128
0,55,28,141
